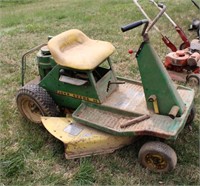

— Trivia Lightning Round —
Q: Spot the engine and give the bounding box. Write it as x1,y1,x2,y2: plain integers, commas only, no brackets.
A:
164,39,200,73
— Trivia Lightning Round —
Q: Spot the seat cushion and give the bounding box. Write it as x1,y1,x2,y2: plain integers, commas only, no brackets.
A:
48,29,115,70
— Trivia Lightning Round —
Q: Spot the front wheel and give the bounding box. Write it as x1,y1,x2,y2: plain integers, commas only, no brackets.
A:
16,84,59,124
138,141,177,173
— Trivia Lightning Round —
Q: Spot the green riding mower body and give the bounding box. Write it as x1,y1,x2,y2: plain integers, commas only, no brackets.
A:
16,6,195,173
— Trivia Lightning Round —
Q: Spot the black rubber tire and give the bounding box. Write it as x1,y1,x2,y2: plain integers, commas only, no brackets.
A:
186,75,200,87
16,84,59,124
138,141,177,173
179,42,187,50
186,105,196,125
186,75,200,94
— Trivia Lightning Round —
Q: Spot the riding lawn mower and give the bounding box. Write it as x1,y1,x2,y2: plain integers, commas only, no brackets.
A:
16,3,195,173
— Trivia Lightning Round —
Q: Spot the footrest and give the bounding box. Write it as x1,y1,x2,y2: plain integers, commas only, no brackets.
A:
72,102,148,135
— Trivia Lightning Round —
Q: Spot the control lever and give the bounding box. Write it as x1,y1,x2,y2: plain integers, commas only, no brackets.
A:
107,81,125,92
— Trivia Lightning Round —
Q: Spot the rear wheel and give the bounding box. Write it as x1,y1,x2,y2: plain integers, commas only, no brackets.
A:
16,84,59,124
179,42,187,50
186,105,196,125
138,141,177,173
186,75,200,88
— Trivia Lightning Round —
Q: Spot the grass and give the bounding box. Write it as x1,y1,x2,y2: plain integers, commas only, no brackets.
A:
0,0,199,185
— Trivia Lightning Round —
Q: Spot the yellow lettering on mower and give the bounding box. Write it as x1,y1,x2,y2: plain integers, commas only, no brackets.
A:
56,90,100,104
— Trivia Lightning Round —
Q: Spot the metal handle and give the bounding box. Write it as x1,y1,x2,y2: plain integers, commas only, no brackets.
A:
145,3,166,33
150,0,176,27
191,0,200,10
121,19,148,32
133,0,166,34
21,43,46,86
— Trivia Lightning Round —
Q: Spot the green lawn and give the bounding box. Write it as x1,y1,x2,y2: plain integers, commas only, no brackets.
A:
0,0,199,185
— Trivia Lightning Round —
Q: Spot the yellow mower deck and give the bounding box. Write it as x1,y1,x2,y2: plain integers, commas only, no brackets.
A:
42,117,135,159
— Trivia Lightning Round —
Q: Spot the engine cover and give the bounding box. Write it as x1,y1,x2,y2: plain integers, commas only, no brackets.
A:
164,48,200,72
165,50,189,69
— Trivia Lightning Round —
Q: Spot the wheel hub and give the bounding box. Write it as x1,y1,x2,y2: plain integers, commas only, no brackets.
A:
22,98,43,123
145,153,167,170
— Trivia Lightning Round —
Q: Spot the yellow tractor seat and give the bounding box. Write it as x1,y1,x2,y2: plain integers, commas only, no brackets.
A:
48,29,115,70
